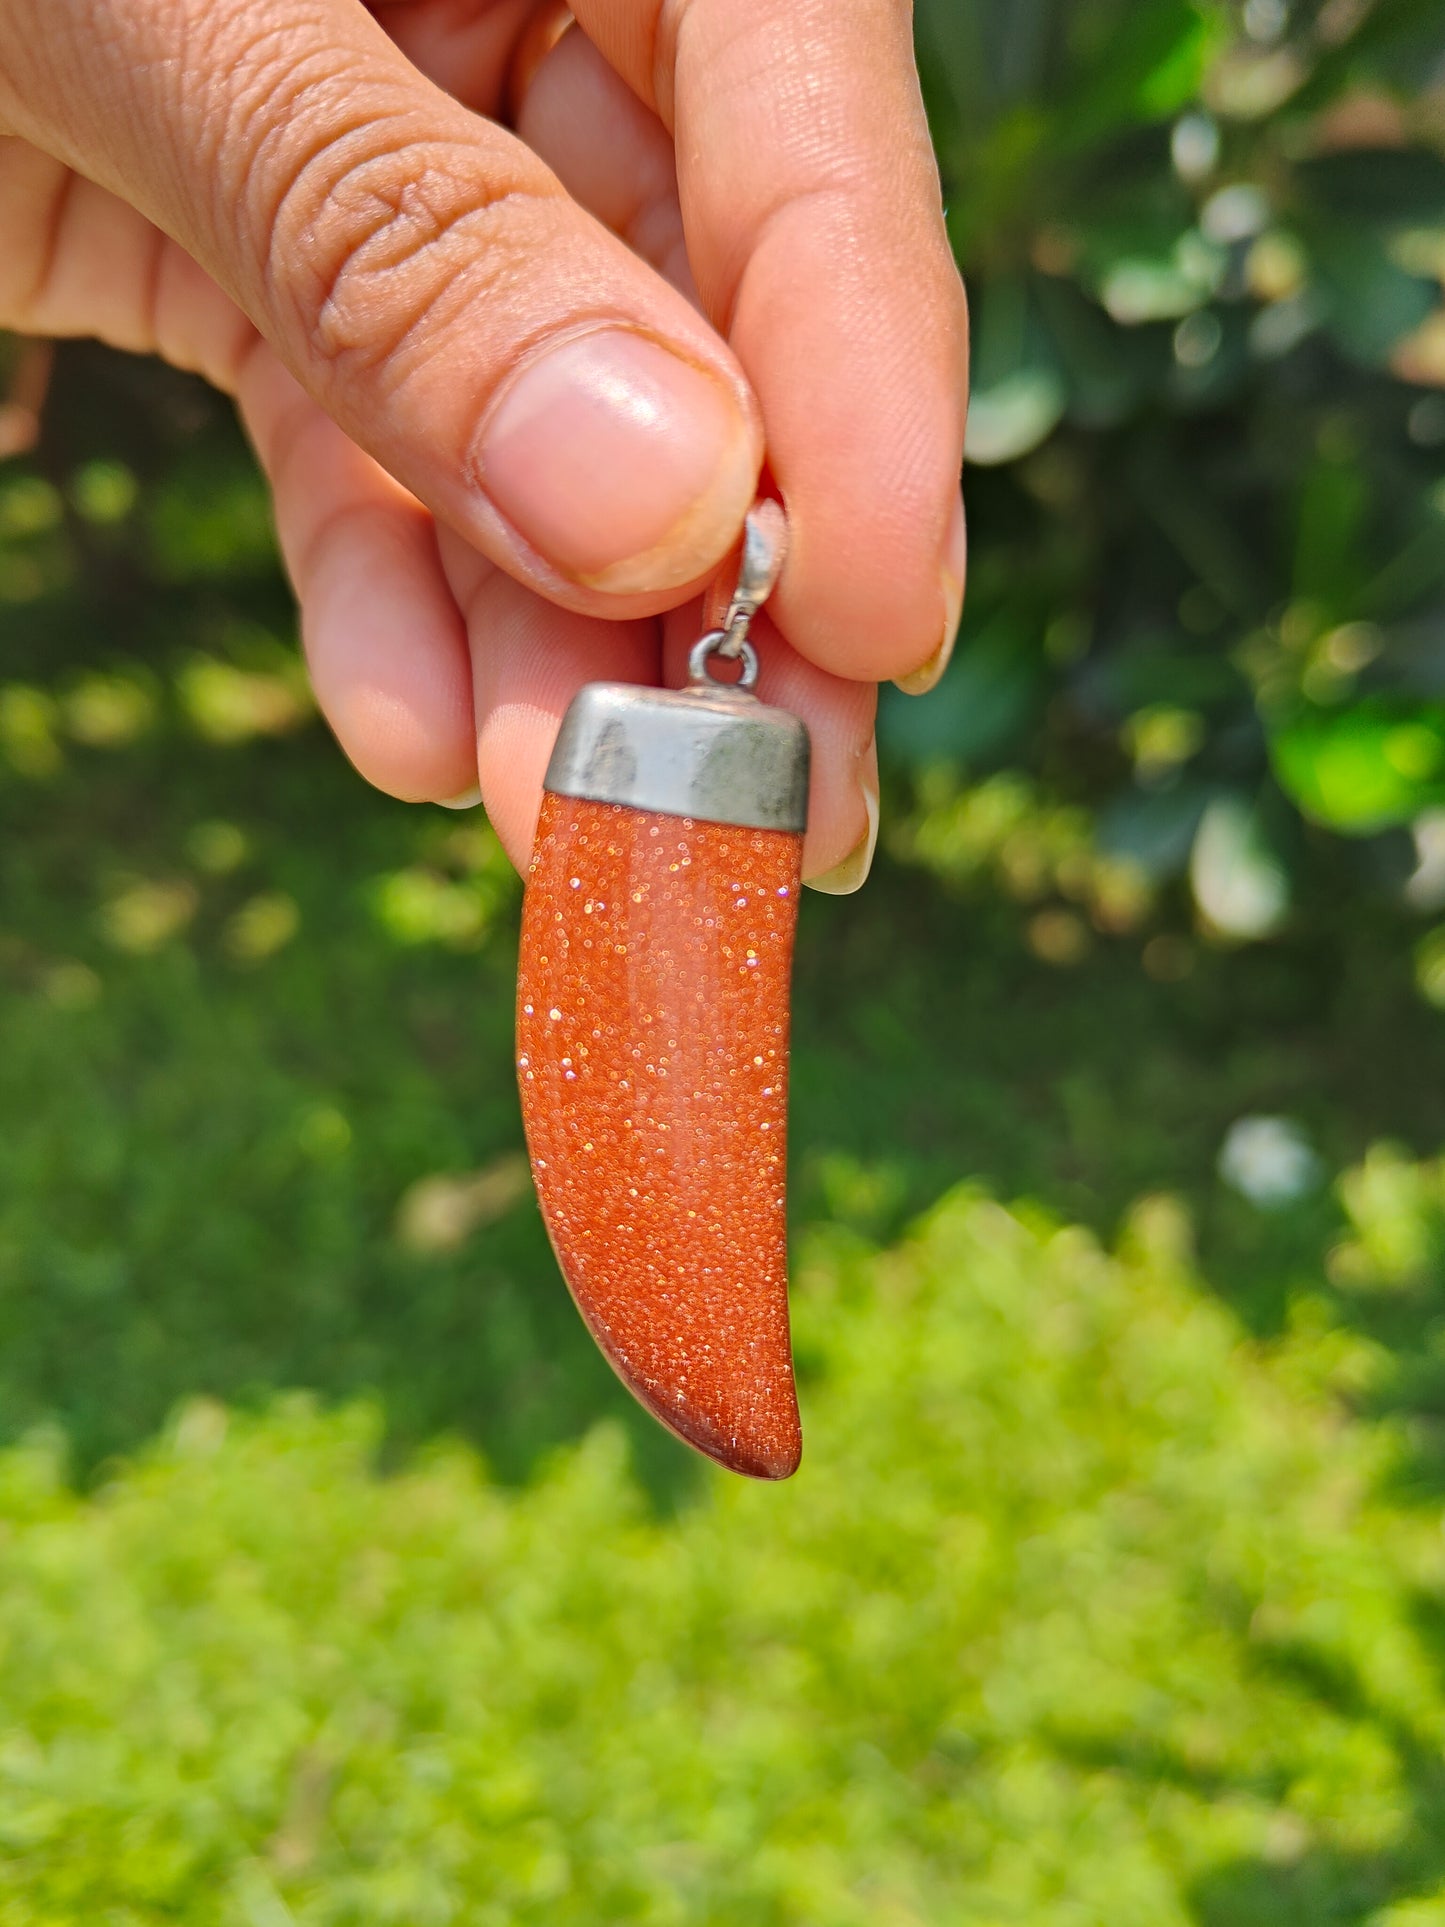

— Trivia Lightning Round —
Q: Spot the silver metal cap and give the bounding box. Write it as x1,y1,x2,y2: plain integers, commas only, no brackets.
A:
543,501,807,833
543,677,809,834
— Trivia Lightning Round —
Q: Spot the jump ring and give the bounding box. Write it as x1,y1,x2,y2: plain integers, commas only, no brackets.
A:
687,632,760,693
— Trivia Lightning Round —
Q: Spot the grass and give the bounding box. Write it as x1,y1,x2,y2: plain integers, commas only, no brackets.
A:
5,345,1445,1918
3,1191,1445,1925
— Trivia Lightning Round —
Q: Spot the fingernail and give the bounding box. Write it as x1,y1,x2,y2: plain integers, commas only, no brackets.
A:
438,785,482,810
893,490,966,695
475,328,759,595
806,746,880,897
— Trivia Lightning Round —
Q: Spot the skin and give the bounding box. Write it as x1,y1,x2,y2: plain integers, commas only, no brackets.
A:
0,0,969,884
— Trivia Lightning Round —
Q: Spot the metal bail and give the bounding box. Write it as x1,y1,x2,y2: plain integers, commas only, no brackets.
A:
542,503,809,833
719,498,788,657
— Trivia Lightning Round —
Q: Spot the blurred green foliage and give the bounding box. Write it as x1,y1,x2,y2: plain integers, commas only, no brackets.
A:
5,1189,1445,1925
4,0,1445,1917
900,0,1445,941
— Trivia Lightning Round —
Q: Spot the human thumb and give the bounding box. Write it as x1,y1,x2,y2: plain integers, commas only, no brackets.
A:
0,0,762,608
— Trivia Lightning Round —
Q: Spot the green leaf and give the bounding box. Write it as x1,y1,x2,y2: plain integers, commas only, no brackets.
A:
1305,217,1439,368
1098,781,1212,880
1297,149,1445,228
968,370,1069,465
1034,273,1159,426
1067,186,1224,323
880,613,1042,769
1190,792,1291,938
966,274,1069,464
1058,0,1223,149
1288,0,1445,114
1293,439,1371,615
1270,701,1445,831
1076,639,1245,717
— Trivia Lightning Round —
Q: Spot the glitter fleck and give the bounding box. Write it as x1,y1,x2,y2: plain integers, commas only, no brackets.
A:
517,794,803,1481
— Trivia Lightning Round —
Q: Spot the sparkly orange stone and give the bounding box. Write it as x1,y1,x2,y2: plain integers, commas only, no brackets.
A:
517,793,803,1479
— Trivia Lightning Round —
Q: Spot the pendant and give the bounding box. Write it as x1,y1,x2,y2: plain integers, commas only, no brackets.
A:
516,506,809,1479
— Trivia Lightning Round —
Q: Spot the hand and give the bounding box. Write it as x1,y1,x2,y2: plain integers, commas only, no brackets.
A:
0,0,968,888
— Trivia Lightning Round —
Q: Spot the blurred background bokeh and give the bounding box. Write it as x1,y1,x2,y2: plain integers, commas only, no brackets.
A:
4,0,1445,1917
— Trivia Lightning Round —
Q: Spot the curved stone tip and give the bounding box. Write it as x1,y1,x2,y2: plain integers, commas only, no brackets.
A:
724,1430,803,1483
635,1377,802,1483
518,792,806,1485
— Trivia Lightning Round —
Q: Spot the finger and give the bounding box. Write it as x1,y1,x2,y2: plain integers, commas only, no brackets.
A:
0,134,478,805
350,8,877,869
572,0,970,686
0,0,762,613
351,10,698,299
660,605,878,888
0,135,479,806
361,0,532,116
440,525,659,867
238,348,479,804
514,18,695,299
0,139,257,388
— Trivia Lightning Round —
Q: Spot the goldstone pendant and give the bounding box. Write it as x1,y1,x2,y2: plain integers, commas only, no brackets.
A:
516,507,809,1478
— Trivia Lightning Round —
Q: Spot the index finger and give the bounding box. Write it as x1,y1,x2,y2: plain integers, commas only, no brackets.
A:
572,0,969,688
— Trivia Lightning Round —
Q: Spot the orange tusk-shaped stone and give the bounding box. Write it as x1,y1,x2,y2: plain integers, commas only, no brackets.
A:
517,793,803,1479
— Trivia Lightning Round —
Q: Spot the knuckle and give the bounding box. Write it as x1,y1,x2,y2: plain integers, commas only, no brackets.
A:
257,112,555,385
